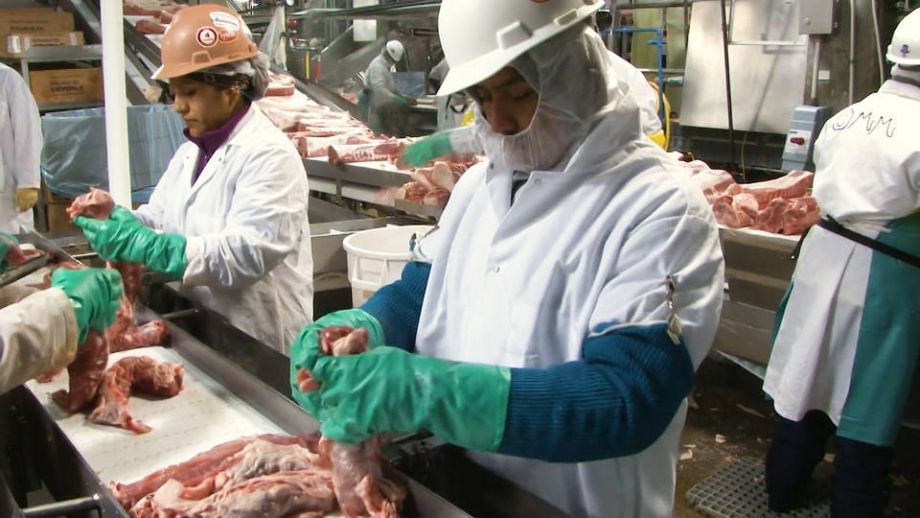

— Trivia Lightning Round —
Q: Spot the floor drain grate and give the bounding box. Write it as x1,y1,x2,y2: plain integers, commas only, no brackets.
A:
685,457,829,518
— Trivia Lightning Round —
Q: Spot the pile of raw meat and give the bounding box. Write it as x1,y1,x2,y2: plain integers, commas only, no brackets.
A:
674,157,820,235
123,1,187,34
254,83,479,208
34,189,175,434
113,433,407,516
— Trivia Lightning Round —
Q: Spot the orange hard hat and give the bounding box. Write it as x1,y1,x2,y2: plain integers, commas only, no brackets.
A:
153,5,258,80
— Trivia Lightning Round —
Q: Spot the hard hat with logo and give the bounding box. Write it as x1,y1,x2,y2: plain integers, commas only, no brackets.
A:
153,5,258,80
386,40,405,62
887,8,920,66
436,0,604,96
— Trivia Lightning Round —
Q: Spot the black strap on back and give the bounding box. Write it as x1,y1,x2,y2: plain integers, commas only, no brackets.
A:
816,216,920,269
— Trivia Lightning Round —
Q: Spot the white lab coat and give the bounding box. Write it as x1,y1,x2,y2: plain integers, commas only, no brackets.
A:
0,286,77,394
134,105,313,354
414,100,725,517
0,63,42,233
763,79,920,446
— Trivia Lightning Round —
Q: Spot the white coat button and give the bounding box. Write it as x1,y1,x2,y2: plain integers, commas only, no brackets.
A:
491,265,501,273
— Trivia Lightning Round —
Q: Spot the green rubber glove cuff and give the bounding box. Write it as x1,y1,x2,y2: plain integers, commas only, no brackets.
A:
402,132,455,167
51,268,124,344
289,308,386,413
313,348,511,452
0,232,17,272
143,232,187,279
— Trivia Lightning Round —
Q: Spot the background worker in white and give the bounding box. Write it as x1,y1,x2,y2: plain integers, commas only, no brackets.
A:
0,63,42,233
75,5,312,354
363,40,416,136
0,265,122,394
763,9,920,516
290,1,724,516
401,26,666,166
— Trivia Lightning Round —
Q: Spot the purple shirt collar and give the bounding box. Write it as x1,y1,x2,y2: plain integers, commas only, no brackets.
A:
185,103,250,183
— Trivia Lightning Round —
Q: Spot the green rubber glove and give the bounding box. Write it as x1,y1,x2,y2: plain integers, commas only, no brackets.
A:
51,267,124,344
289,309,386,416
401,132,454,168
74,206,187,278
0,232,17,272
309,346,511,451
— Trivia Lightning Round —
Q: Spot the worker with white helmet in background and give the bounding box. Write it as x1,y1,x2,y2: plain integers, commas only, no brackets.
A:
291,1,724,516
362,39,416,136
74,4,313,355
0,63,42,234
763,8,920,516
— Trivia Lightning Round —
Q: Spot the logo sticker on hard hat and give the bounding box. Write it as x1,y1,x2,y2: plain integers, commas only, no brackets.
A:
196,26,218,47
210,11,241,43
901,44,910,57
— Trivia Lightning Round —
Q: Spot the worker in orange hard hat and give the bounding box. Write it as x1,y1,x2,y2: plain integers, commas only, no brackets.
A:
75,5,314,354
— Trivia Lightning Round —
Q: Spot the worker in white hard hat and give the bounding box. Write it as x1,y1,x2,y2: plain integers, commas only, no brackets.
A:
362,40,416,136
290,1,724,516
0,63,42,234
401,18,668,167
0,254,122,394
73,5,313,354
763,8,920,516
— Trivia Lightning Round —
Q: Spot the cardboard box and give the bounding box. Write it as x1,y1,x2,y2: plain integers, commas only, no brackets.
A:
29,67,103,105
0,9,74,35
0,30,84,58
46,201,74,233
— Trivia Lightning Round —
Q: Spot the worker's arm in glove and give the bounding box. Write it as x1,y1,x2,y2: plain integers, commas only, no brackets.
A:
0,232,16,272
0,268,122,394
75,207,187,278
401,126,481,168
300,213,723,461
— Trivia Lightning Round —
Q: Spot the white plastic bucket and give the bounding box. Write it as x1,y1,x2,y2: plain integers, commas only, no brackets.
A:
342,224,434,307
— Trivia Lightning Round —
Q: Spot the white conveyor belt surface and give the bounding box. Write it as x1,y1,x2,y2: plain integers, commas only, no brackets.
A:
25,346,284,485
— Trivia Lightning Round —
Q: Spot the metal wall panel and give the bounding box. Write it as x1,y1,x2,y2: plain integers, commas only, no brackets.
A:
681,0,808,134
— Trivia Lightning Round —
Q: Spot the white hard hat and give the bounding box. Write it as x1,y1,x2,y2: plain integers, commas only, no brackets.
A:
887,8,920,66
386,40,405,62
436,0,604,96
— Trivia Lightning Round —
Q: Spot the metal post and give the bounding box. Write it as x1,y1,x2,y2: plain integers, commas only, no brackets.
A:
100,0,132,207
718,0,739,178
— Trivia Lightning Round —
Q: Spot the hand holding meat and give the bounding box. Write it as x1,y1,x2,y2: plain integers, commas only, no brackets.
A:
51,267,123,343
74,206,187,278
289,308,386,417
298,338,512,451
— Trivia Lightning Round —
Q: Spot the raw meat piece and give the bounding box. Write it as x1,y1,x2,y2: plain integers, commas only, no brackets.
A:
395,182,429,203
299,327,406,518
430,162,460,191
155,9,175,23
111,434,320,509
135,18,166,34
328,140,404,166
88,356,184,434
265,74,296,97
423,188,451,207
711,194,753,229
733,192,760,220
752,198,789,234
110,321,170,353
290,133,374,158
66,187,114,220
123,3,160,16
782,196,820,235
51,329,108,414
132,470,337,518
409,169,438,191
299,126,371,138
729,170,814,205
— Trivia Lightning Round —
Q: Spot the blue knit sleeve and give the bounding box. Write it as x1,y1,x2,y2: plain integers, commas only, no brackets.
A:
361,261,430,353
497,323,695,462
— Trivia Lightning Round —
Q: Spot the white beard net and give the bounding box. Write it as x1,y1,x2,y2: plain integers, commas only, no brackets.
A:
471,25,638,172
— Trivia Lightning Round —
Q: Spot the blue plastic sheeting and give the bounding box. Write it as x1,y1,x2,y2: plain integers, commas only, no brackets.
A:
40,105,184,203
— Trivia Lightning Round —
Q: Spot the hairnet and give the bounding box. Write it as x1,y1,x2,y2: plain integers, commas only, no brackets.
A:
195,52,271,100
469,24,638,172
